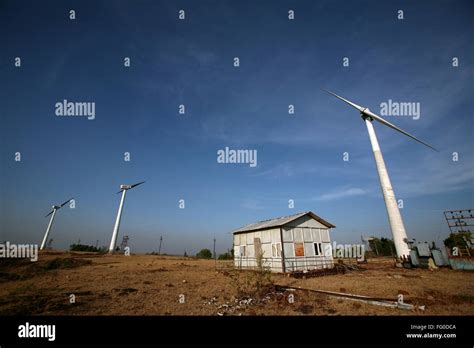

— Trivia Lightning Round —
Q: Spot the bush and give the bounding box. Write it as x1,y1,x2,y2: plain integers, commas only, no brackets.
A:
196,248,212,259
218,252,233,260
69,244,100,252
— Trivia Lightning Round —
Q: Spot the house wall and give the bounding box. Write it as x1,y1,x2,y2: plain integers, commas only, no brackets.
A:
282,229,333,272
233,215,334,273
286,215,329,229
233,228,283,272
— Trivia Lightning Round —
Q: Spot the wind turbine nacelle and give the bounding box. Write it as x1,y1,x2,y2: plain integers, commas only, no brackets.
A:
360,108,374,120
120,185,131,190
53,205,60,209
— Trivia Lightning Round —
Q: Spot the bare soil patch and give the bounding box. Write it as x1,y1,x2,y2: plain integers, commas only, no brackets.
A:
0,253,472,316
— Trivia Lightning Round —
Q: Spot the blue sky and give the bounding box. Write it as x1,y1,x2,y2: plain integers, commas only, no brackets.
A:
1,0,473,254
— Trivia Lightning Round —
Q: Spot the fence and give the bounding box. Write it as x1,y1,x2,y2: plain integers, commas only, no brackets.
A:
228,256,335,273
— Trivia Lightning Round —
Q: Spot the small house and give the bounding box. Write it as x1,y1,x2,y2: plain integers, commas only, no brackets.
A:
233,211,335,273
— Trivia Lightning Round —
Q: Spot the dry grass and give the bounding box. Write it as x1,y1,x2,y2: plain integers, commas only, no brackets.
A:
0,252,472,316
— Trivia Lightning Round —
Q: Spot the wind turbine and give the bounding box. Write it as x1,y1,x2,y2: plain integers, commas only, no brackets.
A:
40,198,74,250
108,181,145,253
324,90,438,259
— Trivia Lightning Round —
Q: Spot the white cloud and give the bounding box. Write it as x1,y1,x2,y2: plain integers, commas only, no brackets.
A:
393,151,474,198
315,187,367,201
241,199,266,210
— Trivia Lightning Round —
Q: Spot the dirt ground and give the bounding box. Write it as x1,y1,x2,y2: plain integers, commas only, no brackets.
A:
0,252,473,316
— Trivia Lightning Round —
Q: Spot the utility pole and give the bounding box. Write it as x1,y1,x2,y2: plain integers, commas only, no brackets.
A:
158,235,163,255
213,237,217,269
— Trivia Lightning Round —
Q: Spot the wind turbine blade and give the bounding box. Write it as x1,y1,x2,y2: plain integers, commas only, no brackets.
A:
323,89,439,152
130,181,145,189
45,210,54,217
60,198,74,207
364,109,439,152
116,190,124,194
322,89,366,112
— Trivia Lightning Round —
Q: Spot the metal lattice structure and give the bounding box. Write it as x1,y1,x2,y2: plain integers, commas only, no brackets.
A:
444,209,474,234
120,235,129,251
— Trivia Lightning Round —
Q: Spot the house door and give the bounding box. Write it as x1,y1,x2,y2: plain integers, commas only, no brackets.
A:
254,237,263,260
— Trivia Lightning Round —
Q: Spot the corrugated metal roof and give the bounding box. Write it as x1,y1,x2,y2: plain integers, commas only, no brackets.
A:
232,211,335,234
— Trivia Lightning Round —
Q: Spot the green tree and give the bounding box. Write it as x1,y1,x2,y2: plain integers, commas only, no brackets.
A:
444,231,472,249
196,248,212,259
369,237,396,256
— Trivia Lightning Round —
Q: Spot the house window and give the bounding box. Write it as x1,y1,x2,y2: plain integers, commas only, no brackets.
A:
294,242,305,257
272,243,281,257
314,242,323,256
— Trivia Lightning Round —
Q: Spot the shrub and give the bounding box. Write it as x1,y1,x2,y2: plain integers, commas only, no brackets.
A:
228,251,273,300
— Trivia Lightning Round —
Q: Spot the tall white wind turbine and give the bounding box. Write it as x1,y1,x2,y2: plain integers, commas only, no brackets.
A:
108,181,145,253
324,90,438,259
40,198,74,250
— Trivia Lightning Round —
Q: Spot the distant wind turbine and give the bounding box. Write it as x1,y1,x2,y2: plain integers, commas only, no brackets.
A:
324,90,438,259
108,181,145,253
40,198,74,250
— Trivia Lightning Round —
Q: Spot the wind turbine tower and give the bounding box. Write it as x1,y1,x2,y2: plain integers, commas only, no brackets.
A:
325,90,438,259
109,181,145,253
40,198,74,250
